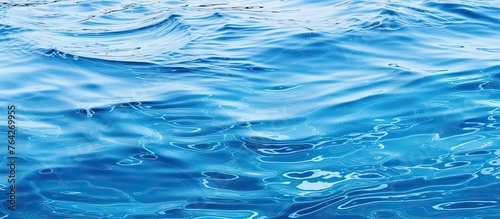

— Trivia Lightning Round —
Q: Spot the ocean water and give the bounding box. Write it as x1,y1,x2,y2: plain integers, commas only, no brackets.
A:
1,0,499,218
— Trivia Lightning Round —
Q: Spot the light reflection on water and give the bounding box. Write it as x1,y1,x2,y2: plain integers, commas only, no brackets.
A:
1,0,499,218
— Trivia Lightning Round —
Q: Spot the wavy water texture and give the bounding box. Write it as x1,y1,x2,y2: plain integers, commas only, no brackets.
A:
1,0,500,218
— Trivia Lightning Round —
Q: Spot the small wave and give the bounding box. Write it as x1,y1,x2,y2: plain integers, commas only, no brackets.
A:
2,1,191,62
2,0,500,218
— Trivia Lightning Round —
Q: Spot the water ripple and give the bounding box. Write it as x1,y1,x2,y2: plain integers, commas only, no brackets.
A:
1,0,500,218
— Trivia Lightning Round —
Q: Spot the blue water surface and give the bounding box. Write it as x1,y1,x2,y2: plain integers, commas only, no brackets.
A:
1,0,500,218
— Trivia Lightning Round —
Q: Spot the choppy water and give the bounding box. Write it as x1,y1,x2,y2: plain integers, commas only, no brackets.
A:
1,0,500,218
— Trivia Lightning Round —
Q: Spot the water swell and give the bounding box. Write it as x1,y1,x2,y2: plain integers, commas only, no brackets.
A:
2,1,191,62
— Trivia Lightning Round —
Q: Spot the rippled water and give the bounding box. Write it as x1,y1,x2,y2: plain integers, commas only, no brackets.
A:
1,0,499,218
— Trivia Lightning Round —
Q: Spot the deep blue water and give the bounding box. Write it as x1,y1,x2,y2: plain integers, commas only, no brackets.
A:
1,0,500,218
